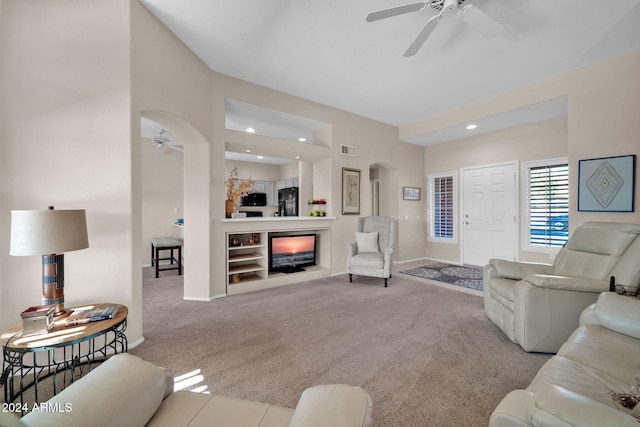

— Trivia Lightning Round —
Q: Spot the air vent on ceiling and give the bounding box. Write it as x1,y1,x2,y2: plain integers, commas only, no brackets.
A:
340,144,357,157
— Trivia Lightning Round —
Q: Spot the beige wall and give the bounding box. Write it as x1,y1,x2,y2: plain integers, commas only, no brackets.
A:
0,1,420,340
0,0,137,337
141,141,184,264
225,160,282,183
4,0,636,343
423,116,568,263
209,72,422,289
567,51,640,227
418,50,640,265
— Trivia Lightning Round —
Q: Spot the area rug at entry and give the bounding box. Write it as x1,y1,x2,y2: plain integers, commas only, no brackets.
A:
400,262,483,291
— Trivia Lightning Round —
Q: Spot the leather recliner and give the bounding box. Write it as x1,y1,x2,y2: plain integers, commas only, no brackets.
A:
483,221,640,353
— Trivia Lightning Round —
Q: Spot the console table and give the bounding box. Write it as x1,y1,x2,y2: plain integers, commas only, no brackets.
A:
1,303,128,411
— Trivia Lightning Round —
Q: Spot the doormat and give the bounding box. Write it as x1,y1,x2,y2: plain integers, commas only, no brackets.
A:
400,263,483,291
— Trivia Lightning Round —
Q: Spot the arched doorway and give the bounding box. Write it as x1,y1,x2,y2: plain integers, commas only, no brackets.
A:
139,111,211,301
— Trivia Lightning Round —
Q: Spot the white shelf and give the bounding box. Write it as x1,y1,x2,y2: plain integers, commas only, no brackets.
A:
228,253,263,263
228,263,264,274
228,243,265,251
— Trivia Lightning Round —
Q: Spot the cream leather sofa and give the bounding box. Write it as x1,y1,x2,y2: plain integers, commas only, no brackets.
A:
0,354,373,427
490,292,640,427
484,221,640,353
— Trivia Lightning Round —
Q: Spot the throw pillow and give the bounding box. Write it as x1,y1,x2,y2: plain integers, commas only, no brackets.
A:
356,231,380,253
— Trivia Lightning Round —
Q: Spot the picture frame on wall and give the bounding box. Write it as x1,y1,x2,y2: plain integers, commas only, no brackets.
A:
578,154,636,212
403,187,421,201
342,167,361,215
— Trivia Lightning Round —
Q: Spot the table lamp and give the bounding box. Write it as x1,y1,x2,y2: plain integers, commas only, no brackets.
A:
10,206,89,317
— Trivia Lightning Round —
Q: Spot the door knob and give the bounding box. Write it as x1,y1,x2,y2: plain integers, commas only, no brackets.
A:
465,221,470,225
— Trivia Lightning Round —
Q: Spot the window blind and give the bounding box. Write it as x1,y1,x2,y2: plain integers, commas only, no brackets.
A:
430,175,454,239
528,163,569,247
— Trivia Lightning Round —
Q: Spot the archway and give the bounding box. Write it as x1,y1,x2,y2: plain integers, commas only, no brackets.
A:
139,111,211,301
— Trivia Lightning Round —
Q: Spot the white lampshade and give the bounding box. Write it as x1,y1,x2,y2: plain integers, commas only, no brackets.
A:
10,209,89,256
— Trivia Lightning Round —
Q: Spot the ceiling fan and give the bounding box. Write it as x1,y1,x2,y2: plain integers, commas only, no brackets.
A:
366,0,503,57
151,129,184,155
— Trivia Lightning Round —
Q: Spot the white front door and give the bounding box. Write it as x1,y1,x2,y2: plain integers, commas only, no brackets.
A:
462,163,517,267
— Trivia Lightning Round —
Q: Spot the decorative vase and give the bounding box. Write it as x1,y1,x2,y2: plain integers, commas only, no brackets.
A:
225,199,236,218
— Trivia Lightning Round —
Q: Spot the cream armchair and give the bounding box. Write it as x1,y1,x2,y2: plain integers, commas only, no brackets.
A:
347,216,395,287
484,221,640,353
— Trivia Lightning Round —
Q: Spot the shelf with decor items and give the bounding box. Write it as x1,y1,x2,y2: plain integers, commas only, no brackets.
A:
224,224,332,295
227,232,267,286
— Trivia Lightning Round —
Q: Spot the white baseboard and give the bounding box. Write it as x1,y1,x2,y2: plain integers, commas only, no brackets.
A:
128,336,145,349
394,257,429,264
183,293,226,302
422,257,463,266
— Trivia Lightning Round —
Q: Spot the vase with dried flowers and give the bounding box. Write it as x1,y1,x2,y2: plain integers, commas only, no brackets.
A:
225,168,255,218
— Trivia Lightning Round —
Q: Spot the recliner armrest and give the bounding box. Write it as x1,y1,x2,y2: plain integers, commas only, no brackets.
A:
489,258,553,280
530,385,638,427
289,384,373,427
524,274,608,292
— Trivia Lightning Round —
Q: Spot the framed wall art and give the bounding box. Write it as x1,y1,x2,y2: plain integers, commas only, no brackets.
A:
578,154,635,212
403,187,421,201
342,167,361,215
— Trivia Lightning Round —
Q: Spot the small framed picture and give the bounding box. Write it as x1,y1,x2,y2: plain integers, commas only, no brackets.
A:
403,187,421,201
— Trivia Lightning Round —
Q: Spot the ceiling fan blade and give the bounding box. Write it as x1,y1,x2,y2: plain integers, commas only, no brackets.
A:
165,144,184,153
459,5,503,38
366,2,427,22
403,15,441,57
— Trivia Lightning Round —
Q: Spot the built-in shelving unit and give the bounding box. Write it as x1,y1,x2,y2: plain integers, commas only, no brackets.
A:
227,233,267,286
225,225,332,295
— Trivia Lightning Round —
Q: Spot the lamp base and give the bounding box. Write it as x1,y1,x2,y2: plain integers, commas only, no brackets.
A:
42,254,66,316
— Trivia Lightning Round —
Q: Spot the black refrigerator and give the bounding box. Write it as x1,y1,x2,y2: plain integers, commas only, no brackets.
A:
278,187,298,216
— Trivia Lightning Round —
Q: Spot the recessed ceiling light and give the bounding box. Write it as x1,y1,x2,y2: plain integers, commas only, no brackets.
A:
466,124,478,130
298,137,307,142
257,155,263,159
295,156,301,159
245,149,252,153
246,127,255,133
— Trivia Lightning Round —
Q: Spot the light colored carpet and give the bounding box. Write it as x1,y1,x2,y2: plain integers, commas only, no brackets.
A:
130,267,551,426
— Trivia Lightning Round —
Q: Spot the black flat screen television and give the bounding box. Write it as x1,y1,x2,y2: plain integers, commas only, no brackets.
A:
269,233,316,274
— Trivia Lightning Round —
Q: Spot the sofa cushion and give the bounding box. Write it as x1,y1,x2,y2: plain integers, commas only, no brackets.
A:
557,325,640,385
528,355,632,407
146,391,294,427
21,354,167,427
350,253,384,269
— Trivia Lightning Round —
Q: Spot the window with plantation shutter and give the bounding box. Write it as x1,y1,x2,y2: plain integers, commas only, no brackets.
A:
428,172,457,243
523,159,569,252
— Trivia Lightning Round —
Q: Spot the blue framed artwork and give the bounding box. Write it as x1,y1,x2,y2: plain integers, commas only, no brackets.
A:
578,154,635,212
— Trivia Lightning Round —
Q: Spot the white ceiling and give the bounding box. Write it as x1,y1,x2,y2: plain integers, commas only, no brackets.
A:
139,0,640,146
